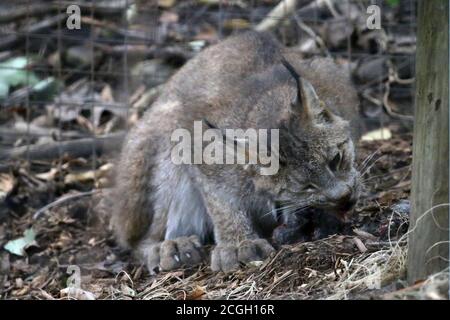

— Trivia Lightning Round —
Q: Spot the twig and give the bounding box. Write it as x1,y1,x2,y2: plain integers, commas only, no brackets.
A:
255,0,333,32
132,85,163,112
255,0,299,32
383,81,414,121
293,14,330,56
33,190,98,220
80,17,153,42
388,60,415,85
323,0,339,18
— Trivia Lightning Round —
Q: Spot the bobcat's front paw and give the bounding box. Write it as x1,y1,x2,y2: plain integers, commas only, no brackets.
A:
211,239,275,272
145,236,205,274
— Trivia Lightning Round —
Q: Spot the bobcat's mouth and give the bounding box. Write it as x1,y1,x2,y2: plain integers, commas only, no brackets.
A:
312,203,355,222
328,201,357,221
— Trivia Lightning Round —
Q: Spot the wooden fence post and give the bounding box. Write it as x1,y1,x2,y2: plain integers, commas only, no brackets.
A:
407,0,449,284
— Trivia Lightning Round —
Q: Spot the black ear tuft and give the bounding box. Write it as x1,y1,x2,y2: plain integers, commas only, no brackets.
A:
280,58,300,83
280,57,303,105
203,118,217,129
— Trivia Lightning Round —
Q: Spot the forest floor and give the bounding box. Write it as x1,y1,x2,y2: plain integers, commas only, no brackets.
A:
1,126,422,300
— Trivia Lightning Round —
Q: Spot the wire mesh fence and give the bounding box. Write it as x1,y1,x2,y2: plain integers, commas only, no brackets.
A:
0,0,416,179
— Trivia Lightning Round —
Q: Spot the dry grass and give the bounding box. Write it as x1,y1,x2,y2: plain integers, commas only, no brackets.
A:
104,204,449,300
98,235,408,300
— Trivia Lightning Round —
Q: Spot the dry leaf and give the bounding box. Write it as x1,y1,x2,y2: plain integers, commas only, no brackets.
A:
0,173,15,200
12,286,30,296
361,128,392,141
223,19,250,29
352,237,368,253
4,228,37,256
159,11,179,24
60,287,96,300
120,283,136,297
247,260,264,268
64,163,113,184
186,286,206,300
100,85,114,103
158,0,176,8
36,168,59,181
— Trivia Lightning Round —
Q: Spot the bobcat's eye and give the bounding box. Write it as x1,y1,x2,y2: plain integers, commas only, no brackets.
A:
302,184,317,193
329,152,341,172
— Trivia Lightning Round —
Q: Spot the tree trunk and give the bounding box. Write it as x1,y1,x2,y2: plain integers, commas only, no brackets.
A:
407,0,449,284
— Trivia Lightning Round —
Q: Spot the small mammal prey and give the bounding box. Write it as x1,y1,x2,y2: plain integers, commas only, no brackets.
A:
110,31,362,273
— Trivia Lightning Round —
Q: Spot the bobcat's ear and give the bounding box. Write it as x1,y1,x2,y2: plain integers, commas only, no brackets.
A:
280,57,335,125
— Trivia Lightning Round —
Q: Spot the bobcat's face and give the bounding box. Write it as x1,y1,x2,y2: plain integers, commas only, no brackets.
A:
255,58,361,218
277,115,360,215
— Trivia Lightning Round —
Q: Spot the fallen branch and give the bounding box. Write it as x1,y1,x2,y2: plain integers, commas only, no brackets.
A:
0,122,86,140
0,14,66,51
293,13,330,56
0,132,125,161
59,0,132,15
255,0,333,32
255,0,299,32
0,3,53,24
0,0,131,24
94,43,194,61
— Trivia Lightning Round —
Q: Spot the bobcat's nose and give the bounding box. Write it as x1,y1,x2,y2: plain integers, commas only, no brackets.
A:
326,184,356,211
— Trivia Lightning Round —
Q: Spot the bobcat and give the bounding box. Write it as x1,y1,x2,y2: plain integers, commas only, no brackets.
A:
111,31,361,273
